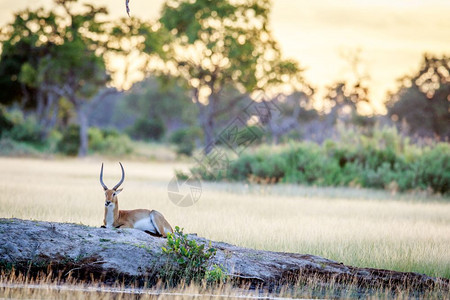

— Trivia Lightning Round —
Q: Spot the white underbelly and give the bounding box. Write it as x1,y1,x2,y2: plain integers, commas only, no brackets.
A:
133,218,158,234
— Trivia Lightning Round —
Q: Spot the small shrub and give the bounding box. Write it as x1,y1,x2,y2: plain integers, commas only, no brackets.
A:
174,169,190,181
205,264,227,284
415,144,450,194
46,129,63,153
161,226,217,285
4,113,43,145
228,154,256,181
0,138,40,156
57,124,80,156
0,106,13,137
102,134,133,156
169,127,203,156
57,125,133,156
88,127,104,151
127,117,166,141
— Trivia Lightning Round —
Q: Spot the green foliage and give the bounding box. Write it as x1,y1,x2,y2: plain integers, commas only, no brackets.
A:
0,1,115,157
57,125,80,156
7,117,43,145
89,127,133,156
205,264,228,284
119,77,197,133
58,125,132,156
0,108,61,154
0,106,13,136
156,0,304,151
0,1,110,108
1,110,43,145
169,127,203,156
0,138,40,156
415,144,450,194
161,226,217,285
191,127,450,194
126,117,166,141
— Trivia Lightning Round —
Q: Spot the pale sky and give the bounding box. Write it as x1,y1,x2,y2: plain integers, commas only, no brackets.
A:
1,0,449,113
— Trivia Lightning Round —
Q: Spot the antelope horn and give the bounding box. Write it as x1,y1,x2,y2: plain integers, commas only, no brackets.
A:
100,163,108,190
112,162,125,191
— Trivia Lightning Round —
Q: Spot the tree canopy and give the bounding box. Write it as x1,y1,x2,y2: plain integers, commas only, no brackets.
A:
154,0,304,152
387,54,450,140
0,0,116,156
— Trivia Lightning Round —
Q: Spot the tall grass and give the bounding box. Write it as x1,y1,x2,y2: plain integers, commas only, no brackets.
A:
0,157,449,279
1,270,447,299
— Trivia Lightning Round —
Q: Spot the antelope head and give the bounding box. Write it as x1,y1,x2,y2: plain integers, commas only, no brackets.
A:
100,162,125,209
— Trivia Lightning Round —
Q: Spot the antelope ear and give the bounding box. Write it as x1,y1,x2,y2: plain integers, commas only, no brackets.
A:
114,188,123,195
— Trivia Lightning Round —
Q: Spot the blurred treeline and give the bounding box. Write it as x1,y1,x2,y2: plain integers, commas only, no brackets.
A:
0,0,448,192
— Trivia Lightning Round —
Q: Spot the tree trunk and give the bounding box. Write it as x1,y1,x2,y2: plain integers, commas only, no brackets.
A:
35,90,45,121
194,91,216,155
39,92,59,137
0,218,447,296
202,93,218,154
202,112,215,154
76,101,89,157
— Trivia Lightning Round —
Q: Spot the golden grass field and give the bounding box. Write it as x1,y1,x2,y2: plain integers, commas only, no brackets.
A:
0,157,449,281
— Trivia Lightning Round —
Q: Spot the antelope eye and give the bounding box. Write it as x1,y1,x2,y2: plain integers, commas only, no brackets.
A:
113,192,116,197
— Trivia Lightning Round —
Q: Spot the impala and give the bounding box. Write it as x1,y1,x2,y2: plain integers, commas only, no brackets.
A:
100,162,173,237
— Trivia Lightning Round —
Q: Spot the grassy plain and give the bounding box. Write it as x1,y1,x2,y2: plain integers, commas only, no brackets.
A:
0,157,449,280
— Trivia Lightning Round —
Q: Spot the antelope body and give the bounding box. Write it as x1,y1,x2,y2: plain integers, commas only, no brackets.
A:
100,162,173,237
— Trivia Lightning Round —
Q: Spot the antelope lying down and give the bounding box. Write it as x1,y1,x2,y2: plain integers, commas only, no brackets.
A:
100,162,173,238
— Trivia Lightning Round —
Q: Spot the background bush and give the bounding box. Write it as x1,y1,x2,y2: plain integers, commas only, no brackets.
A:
0,138,41,156
188,127,450,194
169,127,203,156
1,110,44,145
57,124,80,156
0,106,14,136
57,125,133,156
126,117,166,141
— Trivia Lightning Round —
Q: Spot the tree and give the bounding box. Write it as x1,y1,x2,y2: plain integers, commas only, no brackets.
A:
386,54,450,140
120,76,197,132
0,0,113,156
323,48,371,127
153,0,303,153
323,81,369,126
264,90,317,144
0,8,61,133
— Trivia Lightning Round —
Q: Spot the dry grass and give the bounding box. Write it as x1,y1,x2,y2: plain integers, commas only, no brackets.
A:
1,271,447,299
0,157,449,280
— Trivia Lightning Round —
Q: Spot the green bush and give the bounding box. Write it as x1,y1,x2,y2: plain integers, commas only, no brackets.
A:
0,106,13,137
205,264,227,284
101,134,133,156
88,127,104,151
46,129,63,153
0,138,41,156
161,226,218,285
127,117,166,141
2,110,43,145
190,127,450,194
415,144,449,194
57,125,133,156
169,127,203,156
57,124,80,156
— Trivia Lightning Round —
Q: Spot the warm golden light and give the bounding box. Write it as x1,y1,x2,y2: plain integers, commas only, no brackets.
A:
1,0,449,113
